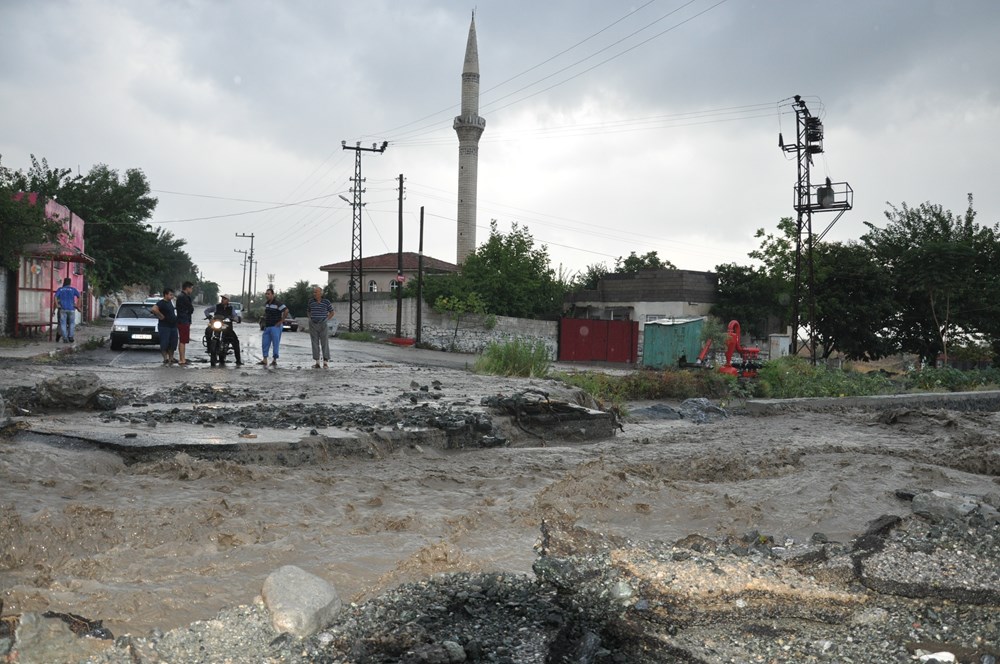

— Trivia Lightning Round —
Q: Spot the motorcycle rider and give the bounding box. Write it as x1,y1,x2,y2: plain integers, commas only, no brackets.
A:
206,295,243,366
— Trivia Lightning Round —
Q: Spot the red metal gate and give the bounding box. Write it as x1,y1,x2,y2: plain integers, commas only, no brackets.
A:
559,318,638,363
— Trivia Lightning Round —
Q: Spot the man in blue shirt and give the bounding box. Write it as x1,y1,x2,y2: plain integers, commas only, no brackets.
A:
52,277,81,343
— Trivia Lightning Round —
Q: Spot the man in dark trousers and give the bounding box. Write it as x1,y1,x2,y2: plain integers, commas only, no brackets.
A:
307,285,335,369
175,281,195,366
207,295,243,366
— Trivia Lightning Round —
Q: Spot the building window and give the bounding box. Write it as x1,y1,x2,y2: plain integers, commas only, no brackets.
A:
368,280,378,293
389,280,399,292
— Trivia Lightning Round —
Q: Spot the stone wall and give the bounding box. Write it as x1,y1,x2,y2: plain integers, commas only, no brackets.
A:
357,297,558,356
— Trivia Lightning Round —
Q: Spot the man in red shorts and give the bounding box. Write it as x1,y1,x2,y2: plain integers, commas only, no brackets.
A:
175,281,195,365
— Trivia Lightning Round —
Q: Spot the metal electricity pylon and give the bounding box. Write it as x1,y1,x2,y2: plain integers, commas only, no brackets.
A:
779,95,853,363
340,140,387,332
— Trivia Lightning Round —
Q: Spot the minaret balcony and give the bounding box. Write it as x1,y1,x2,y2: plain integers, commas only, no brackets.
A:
453,115,486,130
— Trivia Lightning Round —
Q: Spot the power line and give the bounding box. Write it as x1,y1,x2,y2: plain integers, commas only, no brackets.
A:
386,0,730,144
370,0,662,141
391,103,787,148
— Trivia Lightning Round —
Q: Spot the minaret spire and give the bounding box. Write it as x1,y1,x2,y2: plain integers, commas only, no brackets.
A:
454,14,485,265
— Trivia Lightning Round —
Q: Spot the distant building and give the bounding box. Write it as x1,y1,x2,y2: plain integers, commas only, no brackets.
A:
564,269,717,323
319,251,458,297
563,269,718,364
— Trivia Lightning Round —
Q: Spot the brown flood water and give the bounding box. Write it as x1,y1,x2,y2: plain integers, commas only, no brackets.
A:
3,405,999,637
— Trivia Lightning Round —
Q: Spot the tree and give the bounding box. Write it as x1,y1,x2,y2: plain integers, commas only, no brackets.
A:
713,217,799,339
147,228,198,293
748,218,798,281
9,156,160,293
277,280,338,317
711,262,784,339
435,292,488,350
861,195,1000,366
439,221,564,319
571,262,609,291
198,280,220,305
279,280,315,317
0,157,62,270
615,250,675,272
811,241,896,361
718,217,898,360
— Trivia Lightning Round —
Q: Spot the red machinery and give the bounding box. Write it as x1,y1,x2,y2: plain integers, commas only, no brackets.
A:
696,320,761,378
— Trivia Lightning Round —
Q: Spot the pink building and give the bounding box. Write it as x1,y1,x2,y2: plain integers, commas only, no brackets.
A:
14,193,95,338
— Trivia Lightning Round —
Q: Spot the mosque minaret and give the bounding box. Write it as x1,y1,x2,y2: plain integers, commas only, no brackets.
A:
454,13,485,265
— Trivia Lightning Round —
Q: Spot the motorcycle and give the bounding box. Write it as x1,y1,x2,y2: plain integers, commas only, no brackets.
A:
203,316,234,367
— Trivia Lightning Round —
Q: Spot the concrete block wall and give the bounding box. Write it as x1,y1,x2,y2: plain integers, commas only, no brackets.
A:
358,297,558,356
565,269,718,306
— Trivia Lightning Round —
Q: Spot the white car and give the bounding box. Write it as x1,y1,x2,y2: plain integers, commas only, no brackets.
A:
110,302,160,350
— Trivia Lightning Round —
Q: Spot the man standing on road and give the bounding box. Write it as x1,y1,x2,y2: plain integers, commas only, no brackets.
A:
52,277,81,343
258,288,288,368
175,281,195,366
151,287,178,365
307,285,335,369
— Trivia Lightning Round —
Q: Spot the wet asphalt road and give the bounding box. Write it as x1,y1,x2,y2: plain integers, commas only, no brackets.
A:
97,321,480,372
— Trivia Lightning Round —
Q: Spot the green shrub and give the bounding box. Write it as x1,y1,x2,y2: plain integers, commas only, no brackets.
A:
753,357,895,398
474,339,551,377
899,366,1000,392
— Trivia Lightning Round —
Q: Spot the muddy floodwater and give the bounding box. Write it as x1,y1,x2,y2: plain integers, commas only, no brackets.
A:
1,334,999,639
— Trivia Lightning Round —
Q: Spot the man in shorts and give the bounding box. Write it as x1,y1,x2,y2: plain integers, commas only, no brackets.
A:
151,288,178,365
175,281,195,365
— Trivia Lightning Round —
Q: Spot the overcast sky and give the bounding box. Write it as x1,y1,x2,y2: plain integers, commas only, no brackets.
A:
2,0,998,297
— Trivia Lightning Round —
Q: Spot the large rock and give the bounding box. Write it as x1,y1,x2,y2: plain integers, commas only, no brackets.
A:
35,372,103,409
262,565,342,637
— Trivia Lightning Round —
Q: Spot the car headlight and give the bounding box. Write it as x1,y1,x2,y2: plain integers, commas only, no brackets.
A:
212,320,223,330
113,324,128,332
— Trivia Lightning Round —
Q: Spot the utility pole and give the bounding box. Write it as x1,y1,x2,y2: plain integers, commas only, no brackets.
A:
779,95,853,363
395,173,404,338
341,140,387,332
236,233,255,312
235,248,248,304
416,206,424,345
